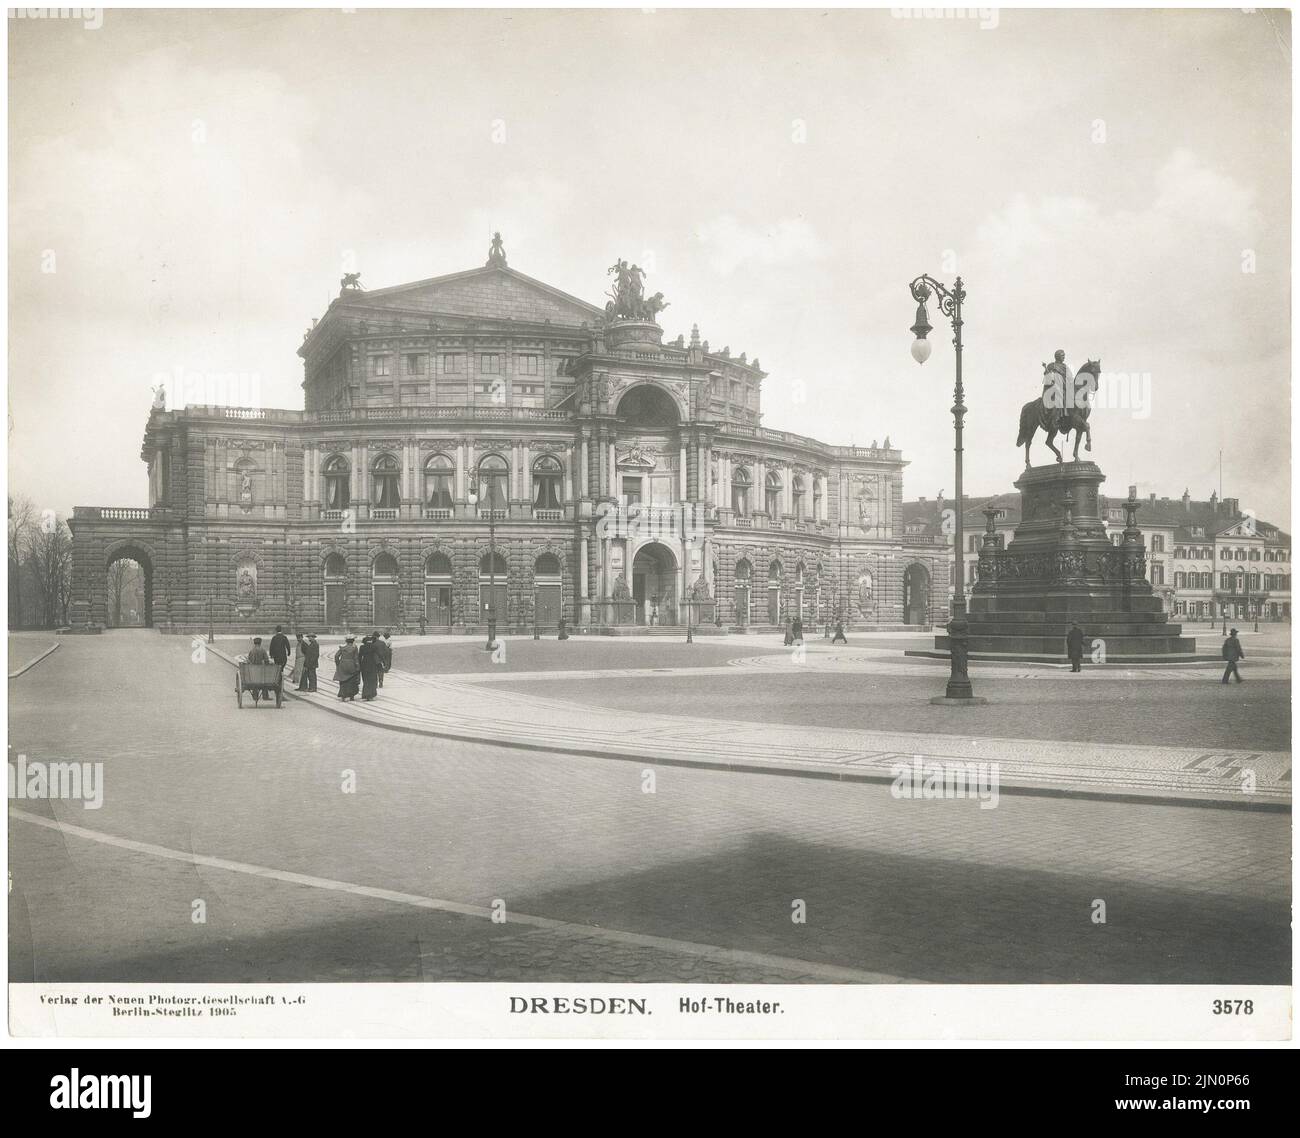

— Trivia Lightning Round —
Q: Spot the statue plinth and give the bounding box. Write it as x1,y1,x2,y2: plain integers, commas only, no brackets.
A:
936,461,1202,662
605,319,662,352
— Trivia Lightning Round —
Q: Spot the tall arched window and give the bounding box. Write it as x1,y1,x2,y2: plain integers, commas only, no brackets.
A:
372,552,400,626
479,551,508,622
764,472,782,517
323,552,348,626
734,558,752,626
532,455,563,511
324,456,350,510
812,476,823,520
534,552,563,629
767,560,783,624
371,454,400,510
732,468,751,516
423,454,453,511
424,552,454,627
475,454,508,513
792,476,806,519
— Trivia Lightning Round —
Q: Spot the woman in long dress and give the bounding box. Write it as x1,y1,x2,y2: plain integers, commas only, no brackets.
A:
334,637,361,701
359,633,380,701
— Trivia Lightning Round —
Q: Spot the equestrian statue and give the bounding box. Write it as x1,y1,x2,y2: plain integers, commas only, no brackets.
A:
1016,350,1100,465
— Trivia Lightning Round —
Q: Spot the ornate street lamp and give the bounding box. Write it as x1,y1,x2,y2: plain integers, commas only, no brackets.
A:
909,273,981,703
467,475,498,651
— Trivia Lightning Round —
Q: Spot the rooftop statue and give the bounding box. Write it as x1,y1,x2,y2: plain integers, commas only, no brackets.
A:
605,259,665,323
487,231,507,267
340,272,363,293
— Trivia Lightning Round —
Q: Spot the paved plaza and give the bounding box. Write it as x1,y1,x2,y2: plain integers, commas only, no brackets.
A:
6,629,1292,984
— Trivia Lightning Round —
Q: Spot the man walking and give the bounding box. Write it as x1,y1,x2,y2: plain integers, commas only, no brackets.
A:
1066,622,1085,673
269,625,291,679
831,620,848,644
377,630,393,688
302,633,320,692
1221,628,1245,684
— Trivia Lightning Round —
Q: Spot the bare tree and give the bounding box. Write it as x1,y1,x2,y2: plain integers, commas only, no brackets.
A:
8,495,36,629
107,558,145,627
26,514,73,629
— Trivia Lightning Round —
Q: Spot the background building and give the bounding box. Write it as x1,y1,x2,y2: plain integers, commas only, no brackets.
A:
69,242,950,634
903,487,1290,623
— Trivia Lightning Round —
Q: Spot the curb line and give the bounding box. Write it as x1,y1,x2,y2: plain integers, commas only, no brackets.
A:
208,647,1289,814
8,642,59,679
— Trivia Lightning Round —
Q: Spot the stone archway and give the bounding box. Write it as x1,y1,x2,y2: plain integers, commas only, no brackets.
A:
631,541,679,626
105,544,155,628
903,562,931,627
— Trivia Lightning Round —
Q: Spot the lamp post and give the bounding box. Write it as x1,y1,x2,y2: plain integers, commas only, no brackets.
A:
468,475,498,651
207,591,215,645
909,272,982,704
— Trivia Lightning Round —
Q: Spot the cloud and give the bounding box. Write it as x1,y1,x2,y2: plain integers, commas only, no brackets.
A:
693,214,829,275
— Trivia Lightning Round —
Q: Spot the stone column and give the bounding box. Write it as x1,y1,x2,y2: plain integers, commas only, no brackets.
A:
608,441,617,500
679,441,688,501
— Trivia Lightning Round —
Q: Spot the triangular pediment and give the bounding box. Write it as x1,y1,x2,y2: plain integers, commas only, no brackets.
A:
353,265,602,327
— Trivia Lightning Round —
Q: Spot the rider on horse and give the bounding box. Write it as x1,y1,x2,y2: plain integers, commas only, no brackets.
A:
1041,349,1073,432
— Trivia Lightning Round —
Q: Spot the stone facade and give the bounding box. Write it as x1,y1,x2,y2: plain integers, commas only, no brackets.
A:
69,249,949,633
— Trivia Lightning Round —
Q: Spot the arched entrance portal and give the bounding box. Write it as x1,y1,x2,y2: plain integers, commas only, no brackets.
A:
106,546,154,628
903,563,931,627
631,542,678,626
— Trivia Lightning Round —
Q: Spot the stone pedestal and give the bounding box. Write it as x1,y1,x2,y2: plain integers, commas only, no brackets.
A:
938,462,1200,662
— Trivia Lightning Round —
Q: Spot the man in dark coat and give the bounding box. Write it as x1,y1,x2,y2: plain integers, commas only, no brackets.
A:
269,625,291,677
792,617,804,646
1066,622,1086,673
377,631,393,688
831,620,848,644
1221,628,1245,684
302,634,320,692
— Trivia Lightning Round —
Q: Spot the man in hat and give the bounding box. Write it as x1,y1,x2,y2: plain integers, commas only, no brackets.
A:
302,634,320,692
269,624,291,677
245,637,271,704
1066,622,1086,673
1221,628,1245,684
377,630,393,688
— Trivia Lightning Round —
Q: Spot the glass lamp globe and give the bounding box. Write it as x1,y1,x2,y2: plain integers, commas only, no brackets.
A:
911,337,932,365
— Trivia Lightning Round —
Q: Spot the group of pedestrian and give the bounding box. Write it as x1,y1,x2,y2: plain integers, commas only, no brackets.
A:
244,625,401,703
782,617,805,647
331,631,393,702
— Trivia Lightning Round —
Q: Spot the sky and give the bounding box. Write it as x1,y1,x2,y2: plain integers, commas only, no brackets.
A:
7,8,1293,526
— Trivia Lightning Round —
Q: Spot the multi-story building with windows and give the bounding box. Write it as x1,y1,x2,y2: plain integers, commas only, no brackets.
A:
69,240,949,634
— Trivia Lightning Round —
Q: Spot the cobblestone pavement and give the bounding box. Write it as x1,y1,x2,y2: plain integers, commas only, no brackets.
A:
7,632,1290,983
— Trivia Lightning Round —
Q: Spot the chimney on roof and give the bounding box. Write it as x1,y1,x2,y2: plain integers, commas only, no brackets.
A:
1149,493,1156,504
1182,488,1191,510
1210,491,1218,510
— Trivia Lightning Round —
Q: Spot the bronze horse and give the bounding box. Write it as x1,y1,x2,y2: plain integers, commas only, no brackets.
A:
1016,359,1100,465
